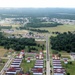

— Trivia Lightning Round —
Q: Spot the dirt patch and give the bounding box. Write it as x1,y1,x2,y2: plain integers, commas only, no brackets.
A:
36,41,45,45
0,47,7,57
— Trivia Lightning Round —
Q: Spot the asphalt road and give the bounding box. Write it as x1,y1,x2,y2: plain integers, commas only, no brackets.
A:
46,35,50,75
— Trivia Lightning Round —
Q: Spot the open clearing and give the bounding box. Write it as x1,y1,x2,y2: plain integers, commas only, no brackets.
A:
11,30,28,34
1,23,21,28
0,59,8,71
21,60,35,72
0,46,8,57
37,24,75,33
62,61,75,75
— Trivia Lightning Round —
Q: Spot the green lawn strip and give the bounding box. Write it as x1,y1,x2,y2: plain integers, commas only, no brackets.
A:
59,51,69,56
25,46,44,52
61,55,70,59
61,61,75,75
25,53,35,58
21,60,35,73
0,59,8,71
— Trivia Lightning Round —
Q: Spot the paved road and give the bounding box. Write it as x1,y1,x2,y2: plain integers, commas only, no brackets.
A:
46,35,50,75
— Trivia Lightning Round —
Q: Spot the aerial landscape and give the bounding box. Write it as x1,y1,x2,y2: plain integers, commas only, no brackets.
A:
0,0,75,75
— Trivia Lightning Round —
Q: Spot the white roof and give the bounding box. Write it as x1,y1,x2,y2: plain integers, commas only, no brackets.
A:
33,73,42,74
6,72,16,74
53,66,62,68
54,73,64,75
34,66,43,68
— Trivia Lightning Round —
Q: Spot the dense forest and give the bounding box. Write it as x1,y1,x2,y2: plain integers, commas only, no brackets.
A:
0,32,36,51
50,32,75,52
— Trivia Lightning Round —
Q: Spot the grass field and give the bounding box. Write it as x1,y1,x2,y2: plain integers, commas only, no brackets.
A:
25,46,44,53
37,24,75,33
25,41,46,52
59,51,69,55
1,23,21,28
0,46,8,57
10,30,28,34
21,60,35,73
61,55,70,59
0,59,8,71
62,61,75,75
36,41,45,45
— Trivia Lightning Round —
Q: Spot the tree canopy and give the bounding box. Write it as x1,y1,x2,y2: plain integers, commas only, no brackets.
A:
50,32,75,52
0,32,36,51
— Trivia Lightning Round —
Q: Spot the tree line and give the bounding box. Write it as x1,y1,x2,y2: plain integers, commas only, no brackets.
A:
19,27,49,33
0,32,36,51
29,29,49,33
26,22,63,28
50,32,75,52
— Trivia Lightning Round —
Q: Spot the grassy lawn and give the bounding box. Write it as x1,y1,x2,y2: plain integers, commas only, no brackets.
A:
25,45,45,53
0,59,8,71
21,60,35,73
0,46,8,57
59,51,69,55
37,24,75,33
51,49,70,55
61,55,70,59
62,61,75,75
10,30,28,34
1,24,21,28
25,53,35,58
36,41,45,45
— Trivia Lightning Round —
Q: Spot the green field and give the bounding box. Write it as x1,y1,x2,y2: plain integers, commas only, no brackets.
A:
0,59,8,71
25,41,45,52
21,60,35,73
62,61,75,75
37,24,75,33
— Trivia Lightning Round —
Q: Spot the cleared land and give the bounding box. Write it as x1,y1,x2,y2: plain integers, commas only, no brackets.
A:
36,41,45,45
11,30,28,34
37,24,75,33
1,23,21,28
0,59,8,71
0,46,8,57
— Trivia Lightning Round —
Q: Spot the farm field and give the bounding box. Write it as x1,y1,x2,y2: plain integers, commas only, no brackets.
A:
37,24,75,33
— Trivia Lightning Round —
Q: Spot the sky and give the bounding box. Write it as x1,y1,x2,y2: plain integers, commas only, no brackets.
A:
0,0,75,8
